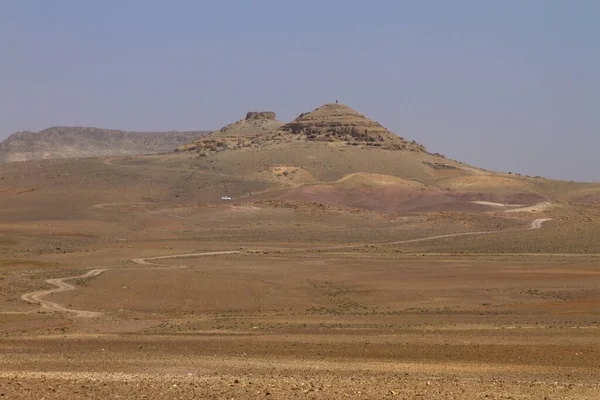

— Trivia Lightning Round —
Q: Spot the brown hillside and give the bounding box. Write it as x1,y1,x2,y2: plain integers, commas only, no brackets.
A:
177,111,284,152
170,104,558,212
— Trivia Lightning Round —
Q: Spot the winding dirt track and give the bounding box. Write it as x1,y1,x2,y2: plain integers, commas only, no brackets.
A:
531,218,551,229
391,217,552,245
131,251,241,267
93,202,152,210
19,219,551,318
325,218,552,250
20,269,108,318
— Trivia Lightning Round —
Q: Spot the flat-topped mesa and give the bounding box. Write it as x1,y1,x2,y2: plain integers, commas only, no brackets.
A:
0,126,209,162
277,103,426,152
245,111,276,121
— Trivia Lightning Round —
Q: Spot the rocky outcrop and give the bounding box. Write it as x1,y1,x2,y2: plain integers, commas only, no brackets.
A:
177,111,284,152
0,127,209,162
245,112,276,121
277,103,426,152
423,161,458,170
178,103,427,154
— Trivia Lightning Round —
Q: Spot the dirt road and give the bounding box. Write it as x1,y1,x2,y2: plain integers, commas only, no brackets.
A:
20,269,108,318
531,218,552,229
18,219,551,317
18,252,240,317
324,218,552,250
392,217,551,245
132,251,241,267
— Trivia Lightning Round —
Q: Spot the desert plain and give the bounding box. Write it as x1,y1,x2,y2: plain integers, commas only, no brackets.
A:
1,106,600,399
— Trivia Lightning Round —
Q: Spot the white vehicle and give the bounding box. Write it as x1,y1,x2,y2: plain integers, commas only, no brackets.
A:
220,196,232,201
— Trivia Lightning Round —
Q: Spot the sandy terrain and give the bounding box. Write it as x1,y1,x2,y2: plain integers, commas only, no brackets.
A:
2,247,600,398
1,209,599,398
1,149,600,398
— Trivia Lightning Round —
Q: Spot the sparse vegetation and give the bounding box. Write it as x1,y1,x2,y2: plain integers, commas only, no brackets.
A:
1,102,600,399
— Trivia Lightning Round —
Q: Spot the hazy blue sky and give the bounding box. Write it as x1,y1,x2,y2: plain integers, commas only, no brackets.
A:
1,1,598,181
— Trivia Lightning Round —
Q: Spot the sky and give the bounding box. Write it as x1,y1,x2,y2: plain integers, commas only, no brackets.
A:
1,0,599,182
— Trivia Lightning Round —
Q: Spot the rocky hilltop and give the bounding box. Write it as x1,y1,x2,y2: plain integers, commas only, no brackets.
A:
179,102,426,154
245,111,277,121
278,103,426,151
212,111,283,138
177,111,284,152
0,127,209,162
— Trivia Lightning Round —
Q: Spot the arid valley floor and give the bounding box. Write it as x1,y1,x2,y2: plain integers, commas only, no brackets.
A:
1,130,600,398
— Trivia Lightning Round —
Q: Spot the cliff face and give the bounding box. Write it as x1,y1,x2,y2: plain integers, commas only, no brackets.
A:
245,112,277,121
0,127,209,162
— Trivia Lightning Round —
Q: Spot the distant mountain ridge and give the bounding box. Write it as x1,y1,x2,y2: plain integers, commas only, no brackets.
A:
0,126,209,162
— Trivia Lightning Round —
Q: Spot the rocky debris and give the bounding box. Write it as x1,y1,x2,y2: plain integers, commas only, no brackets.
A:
177,111,284,152
1,371,597,399
178,103,427,153
245,111,276,121
0,127,209,162
423,161,459,170
277,103,427,152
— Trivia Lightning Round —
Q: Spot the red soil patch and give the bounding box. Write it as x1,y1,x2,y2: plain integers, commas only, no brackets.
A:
279,184,545,213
